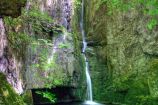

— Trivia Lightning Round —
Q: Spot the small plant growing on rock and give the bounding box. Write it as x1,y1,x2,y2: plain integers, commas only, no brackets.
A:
35,91,57,103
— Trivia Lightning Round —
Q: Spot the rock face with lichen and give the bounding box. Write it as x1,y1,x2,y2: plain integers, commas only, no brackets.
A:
79,0,158,104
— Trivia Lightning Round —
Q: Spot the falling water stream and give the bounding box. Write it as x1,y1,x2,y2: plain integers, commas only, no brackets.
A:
80,0,103,105
80,0,93,101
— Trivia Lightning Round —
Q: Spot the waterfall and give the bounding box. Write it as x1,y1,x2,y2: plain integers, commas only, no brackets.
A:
80,0,93,101
80,1,104,104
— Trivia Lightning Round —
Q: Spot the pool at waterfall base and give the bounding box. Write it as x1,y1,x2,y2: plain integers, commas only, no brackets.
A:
35,101,105,105
55,101,104,105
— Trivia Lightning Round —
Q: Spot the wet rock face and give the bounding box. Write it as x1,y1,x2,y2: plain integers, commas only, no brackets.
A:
0,19,24,94
0,0,26,17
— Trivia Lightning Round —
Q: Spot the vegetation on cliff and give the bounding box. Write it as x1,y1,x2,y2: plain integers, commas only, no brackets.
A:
1,0,158,105
81,0,158,105
2,2,69,104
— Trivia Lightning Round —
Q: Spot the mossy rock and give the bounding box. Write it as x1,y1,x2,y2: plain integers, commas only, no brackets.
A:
0,0,26,17
0,73,25,105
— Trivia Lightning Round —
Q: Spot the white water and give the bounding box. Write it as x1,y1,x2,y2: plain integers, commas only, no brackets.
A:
80,1,104,105
84,100,103,105
80,0,93,101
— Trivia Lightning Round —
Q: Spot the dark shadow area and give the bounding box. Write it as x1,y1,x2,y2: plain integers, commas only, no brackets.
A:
0,0,26,17
32,86,80,105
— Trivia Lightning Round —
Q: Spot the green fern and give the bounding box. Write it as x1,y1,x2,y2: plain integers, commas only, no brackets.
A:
35,91,57,103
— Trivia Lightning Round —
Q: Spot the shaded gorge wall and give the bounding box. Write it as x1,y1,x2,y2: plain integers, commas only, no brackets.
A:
80,0,158,105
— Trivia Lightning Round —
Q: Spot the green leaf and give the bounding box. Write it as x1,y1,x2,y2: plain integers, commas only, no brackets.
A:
147,19,157,30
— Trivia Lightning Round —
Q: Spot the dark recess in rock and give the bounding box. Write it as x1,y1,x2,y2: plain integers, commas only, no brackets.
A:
0,0,26,17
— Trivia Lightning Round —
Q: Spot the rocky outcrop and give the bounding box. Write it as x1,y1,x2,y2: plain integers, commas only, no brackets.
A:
0,1,29,104
0,0,85,104
0,0,28,95
0,19,24,94
24,0,83,89
0,0,84,100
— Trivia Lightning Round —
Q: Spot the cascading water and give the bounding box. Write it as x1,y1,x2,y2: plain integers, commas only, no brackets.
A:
80,0,103,105
80,0,93,101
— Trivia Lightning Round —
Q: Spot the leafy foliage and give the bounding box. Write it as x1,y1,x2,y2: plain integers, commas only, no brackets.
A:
4,17,32,58
23,8,55,34
74,0,81,9
147,19,157,30
59,43,70,49
27,8,53,23
35,91,57,103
